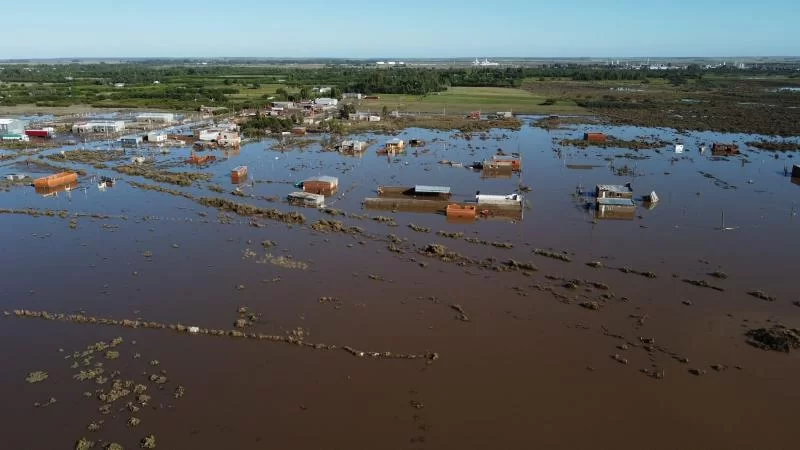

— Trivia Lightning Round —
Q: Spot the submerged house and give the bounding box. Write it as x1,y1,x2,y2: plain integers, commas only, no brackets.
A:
120,135,143,147
792,164,800,178
596,183,633,200
288,191,325,208
302,176,339,195
385,138,405,151
490,155,522,171
711,143,740,156
340,140,366,153
476,192,523,206
378,185,452,200
595,183,636,219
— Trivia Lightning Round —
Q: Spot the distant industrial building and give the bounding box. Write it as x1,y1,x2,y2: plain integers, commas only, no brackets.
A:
271,101,296,109
342,93,363,100
120,135,143,147
348,112,381,122
72,120,126,134
136,112,176,123
0,118,26,135
314,98,338,107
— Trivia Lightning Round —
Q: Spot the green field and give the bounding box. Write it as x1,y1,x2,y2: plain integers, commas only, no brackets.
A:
355,87,586,115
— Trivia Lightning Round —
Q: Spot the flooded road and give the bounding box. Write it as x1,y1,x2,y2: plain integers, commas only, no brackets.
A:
2,118,799,449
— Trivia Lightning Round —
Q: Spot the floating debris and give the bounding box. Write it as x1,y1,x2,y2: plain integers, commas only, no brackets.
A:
173,386,185,399
310,219,363,234
747,290,776,302
408,224,430,233
449,304,470,322
25,371,49,384
579,301,601,310
745,325,800,352
75,437,95,450
617,267,657,278
8,309,435,362
34,397,57,408
534,249,572,262
611,354,628,365
140,434,156,449
682,279,725,291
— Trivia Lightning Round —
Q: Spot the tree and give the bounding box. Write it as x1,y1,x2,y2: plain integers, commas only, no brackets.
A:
339,103,356,119
381,105,388,118
299,87,309,100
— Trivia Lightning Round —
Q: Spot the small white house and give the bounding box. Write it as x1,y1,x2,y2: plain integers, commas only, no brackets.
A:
314,98,338,107
147,132,167,143
217,131,241,147
341,140,366,152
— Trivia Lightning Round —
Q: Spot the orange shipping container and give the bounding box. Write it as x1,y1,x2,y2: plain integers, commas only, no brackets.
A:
33,172,78,189
584,132,606,142
446,204,477,220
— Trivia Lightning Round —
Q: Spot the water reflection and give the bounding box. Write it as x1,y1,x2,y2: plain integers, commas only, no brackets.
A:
35,182,79,197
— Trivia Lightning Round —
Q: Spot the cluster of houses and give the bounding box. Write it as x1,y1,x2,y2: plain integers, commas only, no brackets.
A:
193,122,241,147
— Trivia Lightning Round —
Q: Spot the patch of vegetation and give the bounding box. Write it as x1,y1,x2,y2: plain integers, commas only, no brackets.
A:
559,137,669,150
46,149,125,163
25,371,49,383
746,140,800,151
114,164,211,186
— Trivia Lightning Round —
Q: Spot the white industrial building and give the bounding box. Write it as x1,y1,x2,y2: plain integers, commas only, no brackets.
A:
349,112,380,122
342,93,363,100
0,118,26,135
72,120,126,134
314,97,338,107
146,132,168,143
136,112,176,123
271,101,295,109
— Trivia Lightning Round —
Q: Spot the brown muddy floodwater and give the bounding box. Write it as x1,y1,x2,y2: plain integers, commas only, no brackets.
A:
2,118,800,449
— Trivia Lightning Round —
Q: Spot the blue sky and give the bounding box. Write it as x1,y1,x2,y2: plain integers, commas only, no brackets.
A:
0,0,796,58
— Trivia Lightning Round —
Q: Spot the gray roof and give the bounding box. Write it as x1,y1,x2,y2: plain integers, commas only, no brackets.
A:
596,184,633,193
415,185,451,194
597,198,636,206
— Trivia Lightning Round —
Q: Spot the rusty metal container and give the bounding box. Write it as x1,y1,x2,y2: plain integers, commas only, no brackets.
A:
33,172,78,189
